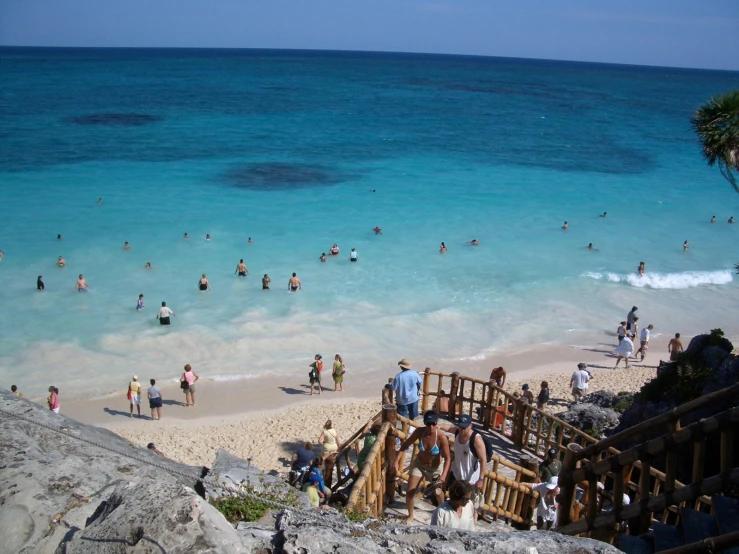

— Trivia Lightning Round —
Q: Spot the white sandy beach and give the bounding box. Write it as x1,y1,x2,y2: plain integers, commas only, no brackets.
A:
55,334,694,474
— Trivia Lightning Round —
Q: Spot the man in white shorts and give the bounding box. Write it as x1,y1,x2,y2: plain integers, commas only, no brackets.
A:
569,363,592,402
128,375,142,418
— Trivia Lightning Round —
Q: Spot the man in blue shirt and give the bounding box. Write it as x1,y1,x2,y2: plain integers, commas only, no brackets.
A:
392,358,423,420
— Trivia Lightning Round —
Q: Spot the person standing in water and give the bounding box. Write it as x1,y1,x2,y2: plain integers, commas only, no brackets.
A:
711,216,716,223
683,240,689,250
440,242,447,253
235,259,248,277
156,302,174,325
57,256,66,267
729,217,735,224
638,262,645,276
349,248,358,262
562,221,568,230
75,274,88,291
37,275,45,291
288,273,301,292
136,294,145,311
183,232,189,239
198,273,210,291
262,274,271,290
329,244,340,255
587,243,593,250
319,253,327,262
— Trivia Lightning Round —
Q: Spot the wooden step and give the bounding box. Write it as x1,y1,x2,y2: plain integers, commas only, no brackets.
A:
680,507,718,545
619,534,654,554
653,522,684,552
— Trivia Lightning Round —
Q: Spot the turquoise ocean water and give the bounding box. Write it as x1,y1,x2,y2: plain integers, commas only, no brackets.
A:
1,48,738,399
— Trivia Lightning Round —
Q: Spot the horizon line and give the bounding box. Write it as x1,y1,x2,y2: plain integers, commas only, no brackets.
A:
2,44,738,74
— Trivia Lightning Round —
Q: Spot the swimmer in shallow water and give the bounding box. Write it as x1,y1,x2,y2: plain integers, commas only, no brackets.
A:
372,227,382,235
469,239,479,245
57,256,66,267
144,262,152,269
600,212,607,218
729,217,735,224
198,273,210,291
75,274,88,291
440,242,447,253
320,253,327,262
288,272,301,292
124,241,131,249
57,234,62,240
711,216,716,223
329,244,340,255
248,237,253,243
683,240,689,251
562,221,568,230
37,275,44,291
183,232,189,239
262,274,271,290
235,259,248,277
587,243,593,250
638,261,645,276
97,198,103,205
137,294,145,311
205,234,211,241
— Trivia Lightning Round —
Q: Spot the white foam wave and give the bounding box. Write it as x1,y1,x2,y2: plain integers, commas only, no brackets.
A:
208,374,257,382
585,270,733,289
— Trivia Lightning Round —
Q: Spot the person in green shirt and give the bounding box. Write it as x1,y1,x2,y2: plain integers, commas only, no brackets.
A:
356,419,382,471
539,448,562,483
302,474,324,508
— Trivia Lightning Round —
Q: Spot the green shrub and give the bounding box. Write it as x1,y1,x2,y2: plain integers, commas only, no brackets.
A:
212,477,301,524
345,509,371,523
613,397,634,413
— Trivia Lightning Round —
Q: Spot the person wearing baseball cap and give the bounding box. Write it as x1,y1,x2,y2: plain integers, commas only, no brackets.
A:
532,476,560,530
569,363,592,402
438,412,489,523
128,375,142,419
392,358,423,420
539,447,562,483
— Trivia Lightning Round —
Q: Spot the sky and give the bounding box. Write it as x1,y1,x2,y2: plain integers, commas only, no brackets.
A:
1,0,738,71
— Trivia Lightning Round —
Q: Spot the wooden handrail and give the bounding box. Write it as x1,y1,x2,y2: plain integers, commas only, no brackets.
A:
345,422,390,512
556,468,739,535
658,531,739,554
574,382,739,460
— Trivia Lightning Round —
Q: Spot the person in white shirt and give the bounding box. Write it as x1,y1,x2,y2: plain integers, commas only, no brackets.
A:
349,248,358,262
570,363,592,401
156,301,175,325
431,480,475,531
614,334,634,368
635,324,654,362
533,477,559,530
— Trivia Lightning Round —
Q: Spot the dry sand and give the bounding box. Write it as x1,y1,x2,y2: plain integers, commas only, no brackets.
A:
59,335,678,474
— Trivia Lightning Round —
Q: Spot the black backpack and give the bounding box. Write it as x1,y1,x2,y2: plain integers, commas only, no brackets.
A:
456,429,494,463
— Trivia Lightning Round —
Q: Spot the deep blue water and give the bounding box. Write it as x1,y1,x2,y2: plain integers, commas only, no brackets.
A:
1,47,738,399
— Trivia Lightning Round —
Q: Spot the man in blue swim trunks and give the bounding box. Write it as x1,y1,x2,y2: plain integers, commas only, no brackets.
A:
75,274,88,291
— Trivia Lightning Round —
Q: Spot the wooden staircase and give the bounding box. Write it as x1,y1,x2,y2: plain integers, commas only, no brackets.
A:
619,494,739,554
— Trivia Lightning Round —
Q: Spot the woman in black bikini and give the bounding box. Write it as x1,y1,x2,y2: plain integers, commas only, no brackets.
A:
198,273,210,291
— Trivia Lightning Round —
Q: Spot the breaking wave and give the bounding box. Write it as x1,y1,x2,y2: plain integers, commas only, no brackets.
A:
585,270,733,289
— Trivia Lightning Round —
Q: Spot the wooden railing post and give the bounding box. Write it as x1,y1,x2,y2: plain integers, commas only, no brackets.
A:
383,405,398,507
448,372,460,420
692,435,705,483
483,381,495,430
515,454,538,529
633,459,652,536
664,421,678,493
512,399,527,450
721,428,733,475
421,367,431,413
556,443,583,529
382,386,392,406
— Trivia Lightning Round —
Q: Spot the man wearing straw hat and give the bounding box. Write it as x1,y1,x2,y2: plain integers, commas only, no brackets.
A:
392,358,423,421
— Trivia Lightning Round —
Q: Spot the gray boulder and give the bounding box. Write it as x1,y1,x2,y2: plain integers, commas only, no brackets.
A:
558,403,620,440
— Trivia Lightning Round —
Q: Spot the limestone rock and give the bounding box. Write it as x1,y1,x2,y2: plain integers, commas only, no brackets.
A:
558,403,620,440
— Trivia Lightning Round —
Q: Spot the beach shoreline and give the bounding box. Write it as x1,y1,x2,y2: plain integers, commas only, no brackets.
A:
53,334,686,473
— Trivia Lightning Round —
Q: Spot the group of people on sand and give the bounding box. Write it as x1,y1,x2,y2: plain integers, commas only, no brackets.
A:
307,354,346,395
126,364,200,420
8,384,60,414
613,305,683,367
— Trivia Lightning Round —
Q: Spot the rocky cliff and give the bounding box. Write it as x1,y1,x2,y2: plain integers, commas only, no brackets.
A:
0,391,621,553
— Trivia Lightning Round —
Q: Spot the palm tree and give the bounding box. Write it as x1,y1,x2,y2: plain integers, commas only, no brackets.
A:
692,91,739,194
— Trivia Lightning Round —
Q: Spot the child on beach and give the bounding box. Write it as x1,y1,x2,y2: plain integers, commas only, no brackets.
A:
309,354,323,395
47,386,60,413
537,381,550,410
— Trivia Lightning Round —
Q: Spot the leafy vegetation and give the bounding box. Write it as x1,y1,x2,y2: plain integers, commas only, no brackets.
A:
344,509,371,523
692,91,739,193
613,397,634,413
212,475,301,524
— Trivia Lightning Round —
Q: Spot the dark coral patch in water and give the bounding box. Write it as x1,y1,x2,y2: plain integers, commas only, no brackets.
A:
222,163,347,191
65,114,163,127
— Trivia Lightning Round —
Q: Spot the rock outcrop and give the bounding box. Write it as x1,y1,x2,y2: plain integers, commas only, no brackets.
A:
0,391,622,553
558,403,621,440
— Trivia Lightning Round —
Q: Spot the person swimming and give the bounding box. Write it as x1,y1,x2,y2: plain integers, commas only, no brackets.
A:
137,294,145,311
711,216,716,223
57,234,62,240
683,240,689,250
562,221,568,230
440,242,447,253
372,227,382,235
600,212,607,218
124,241,131,249
75,274,88,291
587,243,593,249
638,262,645,276
205,234,211,241
320,253,327,262
144,262,152,269
329,244,340,255
198,273,210,291
183,232,189,239
97,198,103,205
248,237,253,243
469,239,479,245
57,256,66,267
729,217,735,224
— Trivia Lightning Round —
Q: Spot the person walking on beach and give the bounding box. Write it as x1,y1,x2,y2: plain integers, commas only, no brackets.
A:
332,354,345,392
262,274,271,290
490,366,506,388
395,410,450,525
11,385,23,398
438,413,488,523
309,354,323,395
635,324,654,362
136,294,145,311
626,306,638,335
617,321,627,344
47,386,60,413
570,363,591,402
37,275,44,291
128,375,142,418
614,334,634,368
148,378,163,420
235,259,248,277
392,358,423,420
57,256,65,267
288,273,301,292
75,274,88,291
349,248,358,262
668,333,684,361
630,317,639,341
156,302,174,325
198,273,210,291
318,420,339,457
180,364,199,406
521,384,534,404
